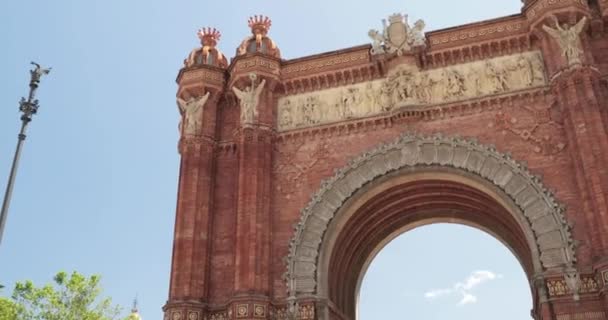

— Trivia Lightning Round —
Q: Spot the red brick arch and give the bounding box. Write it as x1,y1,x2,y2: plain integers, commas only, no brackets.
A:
285,133,576,319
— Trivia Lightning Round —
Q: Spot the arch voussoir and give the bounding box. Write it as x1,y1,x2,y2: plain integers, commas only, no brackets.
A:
285,133,576,298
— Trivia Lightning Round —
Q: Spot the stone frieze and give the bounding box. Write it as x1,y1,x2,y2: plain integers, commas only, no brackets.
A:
277,51,547,131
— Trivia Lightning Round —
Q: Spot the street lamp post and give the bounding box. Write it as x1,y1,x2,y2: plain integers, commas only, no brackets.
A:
0,62,51,247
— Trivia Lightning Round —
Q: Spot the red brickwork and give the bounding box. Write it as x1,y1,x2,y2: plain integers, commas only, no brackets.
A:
164,3,608,320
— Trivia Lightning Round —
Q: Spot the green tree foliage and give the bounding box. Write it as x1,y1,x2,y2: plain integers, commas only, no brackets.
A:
0,271,131,320
0,296,21,320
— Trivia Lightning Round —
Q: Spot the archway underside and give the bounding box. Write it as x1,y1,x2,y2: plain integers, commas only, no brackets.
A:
328,177,534,318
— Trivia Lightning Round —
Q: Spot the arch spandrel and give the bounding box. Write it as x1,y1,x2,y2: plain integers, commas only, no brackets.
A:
285,133,576,297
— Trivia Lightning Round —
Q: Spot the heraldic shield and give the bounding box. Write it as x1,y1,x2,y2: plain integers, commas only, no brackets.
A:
385,14,410,52
369,12,426,56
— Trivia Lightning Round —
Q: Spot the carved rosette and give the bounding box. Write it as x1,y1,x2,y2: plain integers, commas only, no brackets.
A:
285,133,576,297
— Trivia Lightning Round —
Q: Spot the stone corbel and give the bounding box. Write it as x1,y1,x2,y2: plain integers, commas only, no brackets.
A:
564,269,581,301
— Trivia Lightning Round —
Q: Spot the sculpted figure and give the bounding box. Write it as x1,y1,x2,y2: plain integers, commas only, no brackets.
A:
542,16,587,66
379,81,394,111
414,73,433,103
391,69,416,104
336,89,358,119
531,55,546,84
177,92,211,135
362,83,378,114
467,68,484,96
515,55,534,87
31,62,52,83
443,69,466,100
408,19,426,47
485,61,509,93
280,99,294,128
232,73,266,124
302,96,320,125
368,30,385,55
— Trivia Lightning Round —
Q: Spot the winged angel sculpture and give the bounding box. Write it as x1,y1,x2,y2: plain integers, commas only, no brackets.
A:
542,16,587,67
232,73,266,124
177,92,210,136
369,13,426,56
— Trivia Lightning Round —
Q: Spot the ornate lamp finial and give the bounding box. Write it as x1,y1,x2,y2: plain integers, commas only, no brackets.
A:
128,295,142,319
197,27,221,47
248,15,272,37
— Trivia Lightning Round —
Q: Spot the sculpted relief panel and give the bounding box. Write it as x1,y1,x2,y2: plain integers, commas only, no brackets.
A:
277,51,547,131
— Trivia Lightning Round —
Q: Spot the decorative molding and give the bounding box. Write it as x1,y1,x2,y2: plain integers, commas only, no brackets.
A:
234,57,280,74
180,68,224,85
271,306,289,320
253,304,266,318
429,21,525,45
208,311,229,320
298,304,315,320
235,304,248,318
547,274,599,296
603,269,608,286
172,311,183,320
278,51,547,131
281,51,369,78
548,278,570,296
285,133,576,296
187,311,200,320
580,275,600,293
526,0,588,19
556,312,606,320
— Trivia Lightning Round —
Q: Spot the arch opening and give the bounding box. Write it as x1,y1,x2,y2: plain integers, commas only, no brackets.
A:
285,134,576,320
358,223,533,320
321,169,537,318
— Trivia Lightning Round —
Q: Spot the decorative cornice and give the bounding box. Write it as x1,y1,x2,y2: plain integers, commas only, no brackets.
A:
525,0,588,20
428,17,527,47
232,55,281,75
281,50,369,79
177,67,225,87
547,274,600,297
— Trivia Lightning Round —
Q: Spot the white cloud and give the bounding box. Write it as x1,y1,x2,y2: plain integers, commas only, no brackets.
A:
457,270,500,291
423,270,502,306
424,288,452,298
459,293,477,305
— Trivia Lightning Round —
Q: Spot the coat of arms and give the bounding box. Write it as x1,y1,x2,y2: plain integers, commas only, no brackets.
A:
368,13,426,56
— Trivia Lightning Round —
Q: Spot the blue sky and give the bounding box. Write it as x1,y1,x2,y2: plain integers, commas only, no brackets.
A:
0,0,528,318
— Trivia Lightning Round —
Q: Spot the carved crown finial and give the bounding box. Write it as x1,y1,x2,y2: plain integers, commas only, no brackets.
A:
389,13,406,24
248,15,272,35
197,27,221,47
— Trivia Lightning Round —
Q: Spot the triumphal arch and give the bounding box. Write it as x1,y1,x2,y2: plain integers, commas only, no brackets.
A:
164,1,608,319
